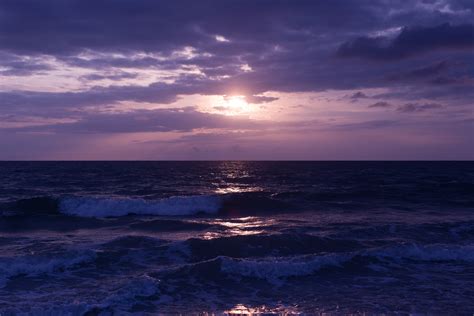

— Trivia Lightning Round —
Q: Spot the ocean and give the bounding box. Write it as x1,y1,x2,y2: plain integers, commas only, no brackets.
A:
0,161,473,315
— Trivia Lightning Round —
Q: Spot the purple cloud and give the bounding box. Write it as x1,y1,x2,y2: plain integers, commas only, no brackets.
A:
0,0,473,159
397,103,444,113
338,23,474,60
369,101,393,108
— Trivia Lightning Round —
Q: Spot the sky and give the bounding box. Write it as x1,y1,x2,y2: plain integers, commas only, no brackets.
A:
0,0,473,160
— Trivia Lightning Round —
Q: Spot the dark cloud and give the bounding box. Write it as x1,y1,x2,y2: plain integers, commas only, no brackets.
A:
369,101,393,108
338,23,474,60
1,1,472,107
3,107,267,134
387,61,449,81
429,75,474,85
0,84,182,116
64,56,170,70
335,120,401,130
245,95,279,104
367,101,444,113
80,71,139,81
0,0,378,55
0,52,53,76
350,91,369,100
397,103,443,113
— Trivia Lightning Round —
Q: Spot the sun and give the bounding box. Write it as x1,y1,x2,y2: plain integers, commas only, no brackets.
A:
212,94,255,116
224,95,248,114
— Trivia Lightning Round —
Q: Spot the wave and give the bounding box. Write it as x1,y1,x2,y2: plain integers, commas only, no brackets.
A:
329,221,474,243
129,218,216,231
161,242,474,284
100,235,167,250
1,191,294,218
72,234,360,271
86,276,160,314
0,275,160,315
220,254,350,283
1,195,223,218
4,189,472,220
58,195,223,217
155,253,351,285
0,249,96,288
181,233,361,261
371,243,474,262
231,243,474,280
0,196,59,216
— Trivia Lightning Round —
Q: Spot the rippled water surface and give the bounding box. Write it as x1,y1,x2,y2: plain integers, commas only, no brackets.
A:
0,161,473,314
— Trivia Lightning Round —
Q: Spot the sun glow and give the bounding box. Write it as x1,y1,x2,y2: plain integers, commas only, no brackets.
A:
223,95,249,114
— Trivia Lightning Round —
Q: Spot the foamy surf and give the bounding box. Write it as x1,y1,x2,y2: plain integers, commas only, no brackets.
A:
1,161,473,314
58,195,223,218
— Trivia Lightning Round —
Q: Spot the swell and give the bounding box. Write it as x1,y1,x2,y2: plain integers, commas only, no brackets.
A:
59,195,223,217
181,233,362,261
90,234,364,271
2,233,474,295
3,186,473,219
0,192,294,218
161,242,474,284
0,248,97,288
0,195,222,217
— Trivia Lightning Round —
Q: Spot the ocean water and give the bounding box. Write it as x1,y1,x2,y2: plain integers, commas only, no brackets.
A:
0,161,473,315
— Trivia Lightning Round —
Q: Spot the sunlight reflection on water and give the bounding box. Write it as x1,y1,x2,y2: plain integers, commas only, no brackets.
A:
212,161,264,195
214,186,263,194
223,304,300,315
201,216,276,239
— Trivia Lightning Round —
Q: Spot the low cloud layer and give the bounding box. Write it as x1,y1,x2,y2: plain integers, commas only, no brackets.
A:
3,107,268,134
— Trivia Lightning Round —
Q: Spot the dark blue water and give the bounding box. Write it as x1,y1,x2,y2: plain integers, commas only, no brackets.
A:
0,161,473,314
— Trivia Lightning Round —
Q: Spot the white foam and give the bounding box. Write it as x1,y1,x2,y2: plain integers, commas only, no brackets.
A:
59,195,222,218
